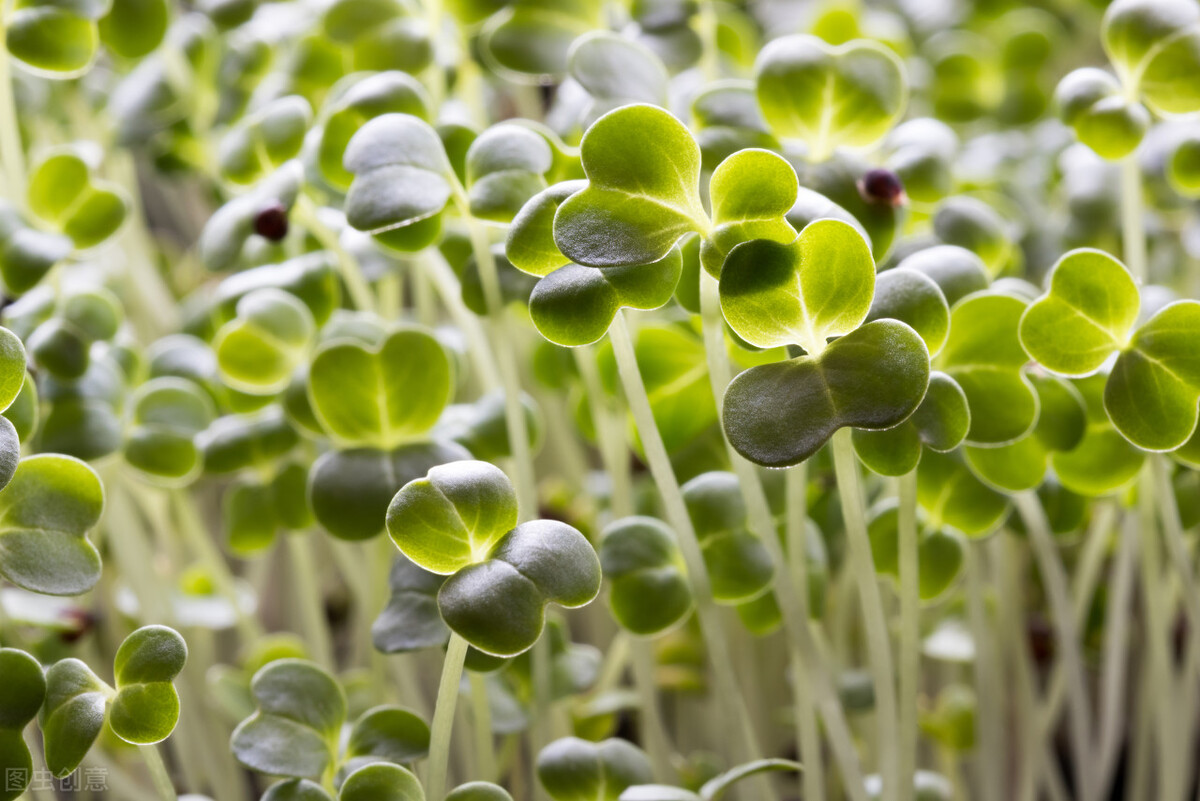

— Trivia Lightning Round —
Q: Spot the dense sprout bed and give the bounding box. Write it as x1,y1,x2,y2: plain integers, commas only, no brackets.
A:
0,0,1198,800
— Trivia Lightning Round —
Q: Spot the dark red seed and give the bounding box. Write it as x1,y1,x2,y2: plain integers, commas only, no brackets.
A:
254,201,289,241
858,168,907,206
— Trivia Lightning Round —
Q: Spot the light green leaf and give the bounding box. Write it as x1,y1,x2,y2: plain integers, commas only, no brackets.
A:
1019,248,1139,376
718,219,875,353
308,327,452,448
755,34,907,161
7,6,98,77
1052,374,1144,496
338,763,425,801
109,626,187,744
938,292,1039,446
386,459,518,575
0,455,103,596
506,181,586,277
0,648,45,801
27,148,127,248
1105,300,1200,451
230,659,346,779
537,737,654,801
215,289,315,395
700,148,797,278
917,451,1010,537
553,105,709,268
40,659,107,778
599,516,692,636
1102,0,1200,115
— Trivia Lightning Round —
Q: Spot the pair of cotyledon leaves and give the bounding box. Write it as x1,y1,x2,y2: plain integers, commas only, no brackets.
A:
302,324,470,542
6,0,169,76
386,460,600,657
599,471,775,636
342,111,556,237
25,626,187,785
1020,248,1200,454
1056,0,1200,161
231,658,430,785
535,736,803,801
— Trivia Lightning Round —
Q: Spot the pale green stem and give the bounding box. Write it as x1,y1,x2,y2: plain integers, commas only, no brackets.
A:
1153,454,1200,800
531,621,555,756
607,310,763,768
21,729,54,801
169,488,263,643
992,536,1038,801
897,469,919,801
293,196,377,314
83,750,160,801
286,533,334,670
421,250,501,392
470,671,496,782
1037,502,1117,738
574,346,633,519
785,463,825,801
427,632,469,801
965,543,1002,801
592,630,632,695
1095,511,1138,798
379,271,402,320
830,428,900,801
1014,491,1094,801
1121,156,1147,282
139,745,178,801
698,271,866,800
462,214,537,517
1135,460,1179,800
631,637,675,782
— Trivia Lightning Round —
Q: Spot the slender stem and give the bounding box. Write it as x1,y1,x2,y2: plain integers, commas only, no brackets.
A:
421,250,501,391
607,310,764,769
1135,459,1178,800
574,346,633,519
1014,491,1094,801
531,624,555,757
1095,511,1138,797
463,214,537,517
470,671,496,782
896,469,919,801
631,637,675,782
1120,156,1146,282
965,543,1002,801
285,533,334,669
698,271,865,800
169,489,263,642
785,463,825,801
829,428,899,801
293,196,378,314
139,745,178,801
427,632,469,801
992,536,1037,801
